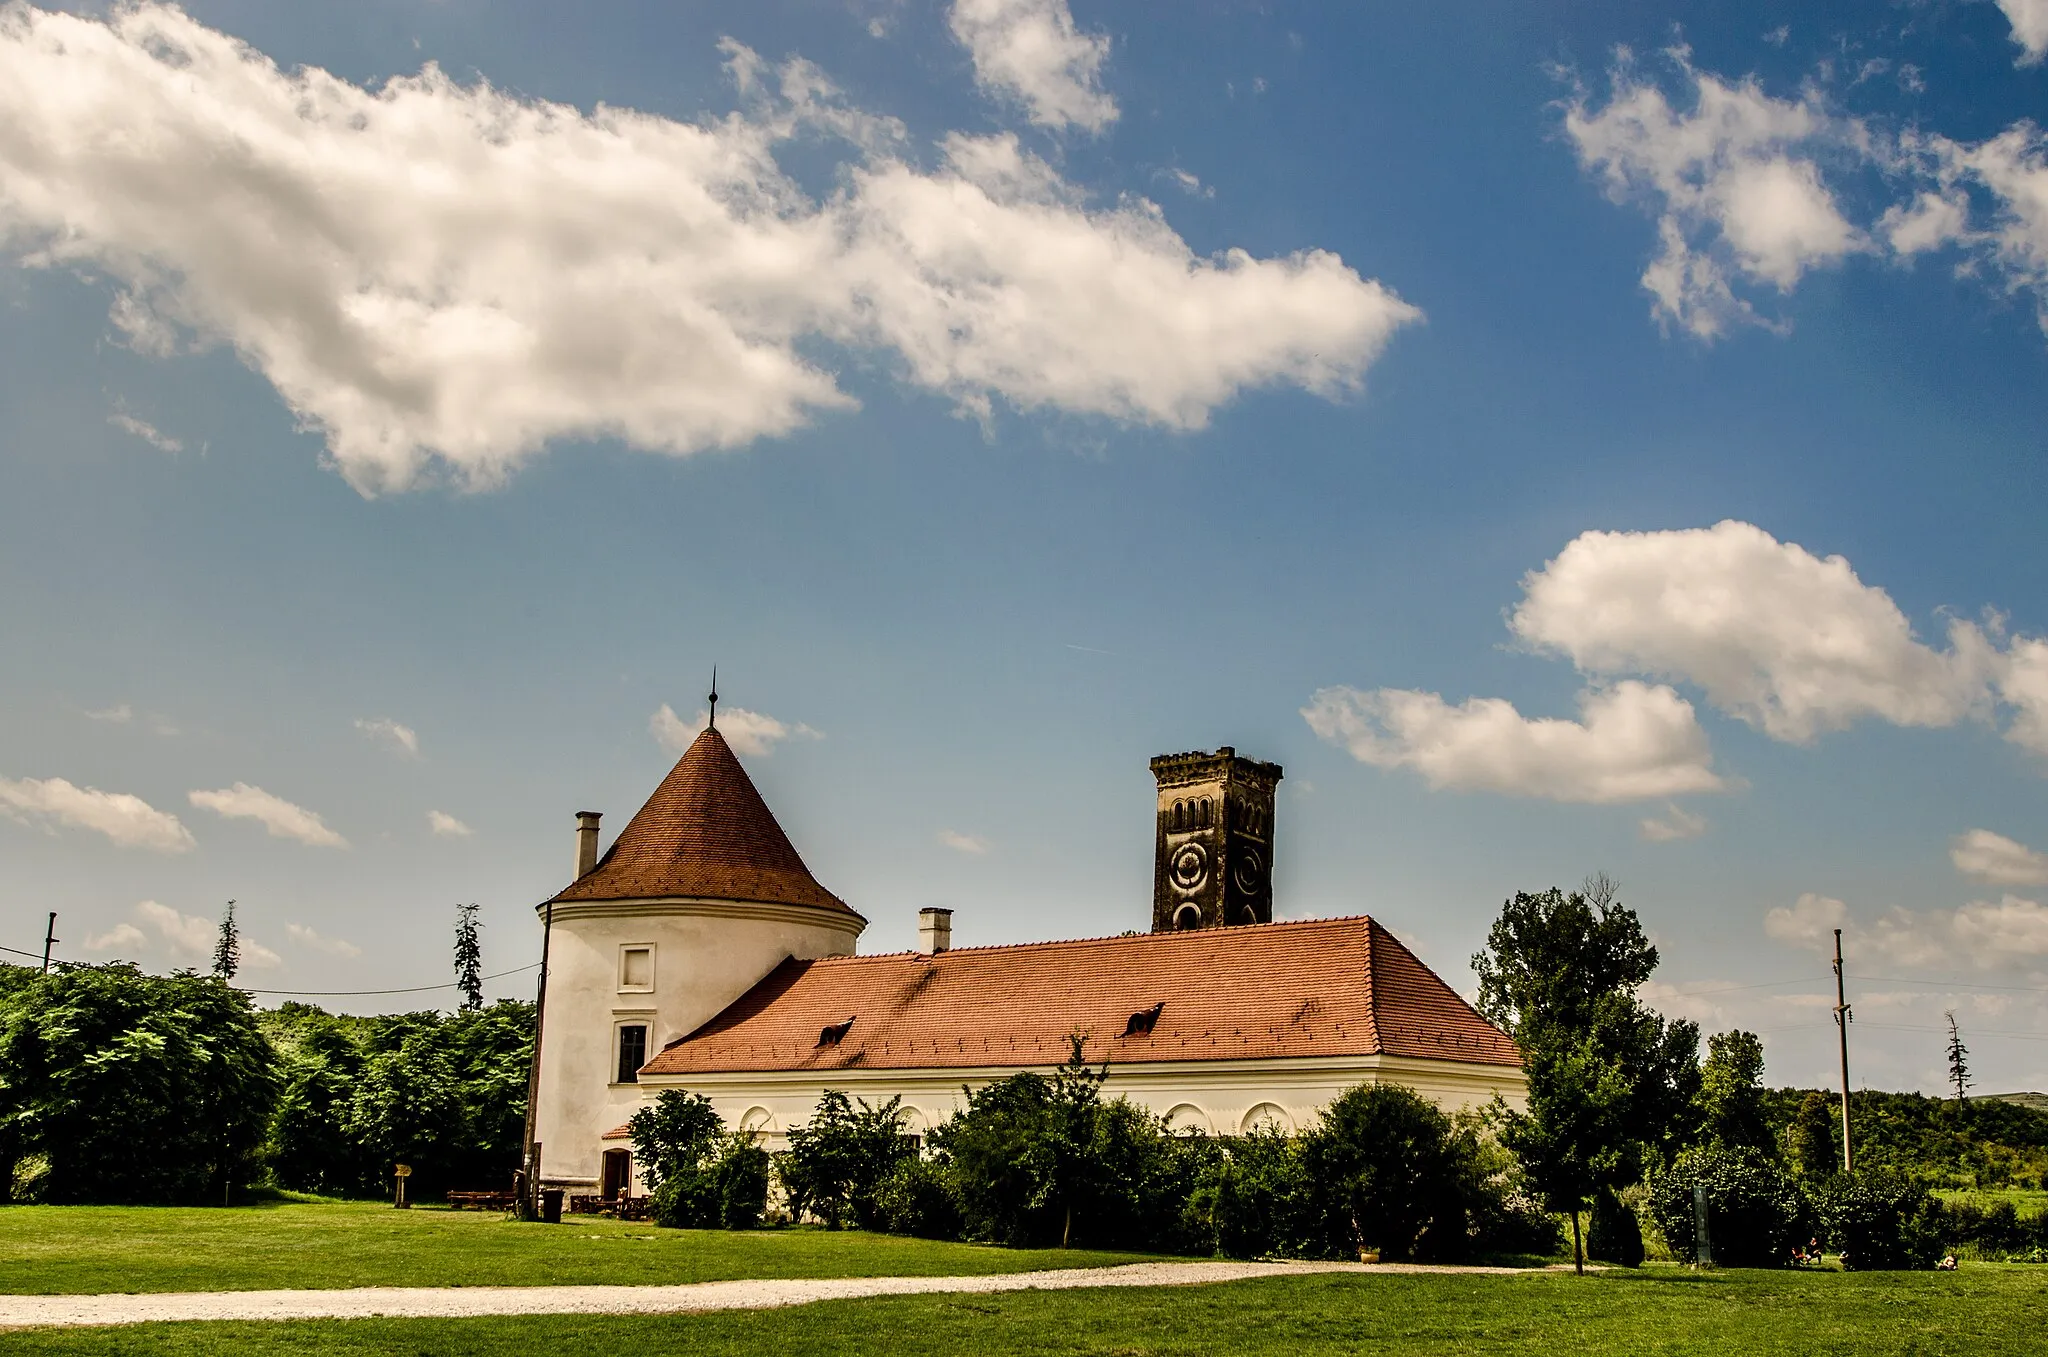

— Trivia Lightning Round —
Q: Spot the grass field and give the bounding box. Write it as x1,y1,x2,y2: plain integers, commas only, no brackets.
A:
2,1266,2044,1355
0,1201,1157,1295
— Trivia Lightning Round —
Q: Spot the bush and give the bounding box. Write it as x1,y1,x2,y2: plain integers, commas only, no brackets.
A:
872,1156,962,1239
1299,1084,1482,1263
776,1091,915,1229
712,1138,771,1229
1587,1187,1644,1267
1650,1147,1811,1267
1199,1129,1317,1260
1815,1172,1944,1271
630,1089,767,1230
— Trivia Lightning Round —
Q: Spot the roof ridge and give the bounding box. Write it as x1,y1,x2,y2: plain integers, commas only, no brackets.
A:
816,913,1378,963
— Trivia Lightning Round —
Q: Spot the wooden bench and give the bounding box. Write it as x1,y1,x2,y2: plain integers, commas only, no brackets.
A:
569,1194,651,1220
446,1191,517,1211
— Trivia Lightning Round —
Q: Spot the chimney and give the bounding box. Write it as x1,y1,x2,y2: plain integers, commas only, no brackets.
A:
575,811,602,879
917,907,953,955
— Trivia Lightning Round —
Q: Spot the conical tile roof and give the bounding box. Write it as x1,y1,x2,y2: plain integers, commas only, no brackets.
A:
548,726,854,914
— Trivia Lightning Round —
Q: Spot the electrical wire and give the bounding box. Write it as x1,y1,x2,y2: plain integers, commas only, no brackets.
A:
235,963,540,998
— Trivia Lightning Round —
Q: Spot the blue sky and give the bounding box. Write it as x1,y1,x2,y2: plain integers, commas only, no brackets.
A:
2,0,2046,1095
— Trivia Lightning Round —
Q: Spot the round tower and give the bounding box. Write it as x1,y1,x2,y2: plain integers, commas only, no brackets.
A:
532,725,863,1193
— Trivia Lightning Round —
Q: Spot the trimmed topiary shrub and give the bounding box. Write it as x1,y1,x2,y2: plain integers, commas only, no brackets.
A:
1650,1147,1811,1267
1814,1172,1944,1271
1587,1187,1644,1267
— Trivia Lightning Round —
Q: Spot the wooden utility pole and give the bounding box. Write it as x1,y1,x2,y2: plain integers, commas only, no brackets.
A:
40,913,56,974
517,902,554,1220
1832,927,1854,1174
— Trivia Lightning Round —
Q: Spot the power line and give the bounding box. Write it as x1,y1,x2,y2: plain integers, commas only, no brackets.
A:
236,963,540,998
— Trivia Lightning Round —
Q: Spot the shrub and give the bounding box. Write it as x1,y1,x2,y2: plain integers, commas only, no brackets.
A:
776,1091,915,1229
1199,1129,1317,1260
1815,1172,1944,1271
712,1138,771,1229
1587,1187,1644,1267
629,1089,767,1230
1299,1084,1478,1263
1650,1147,1810,1267
872,1156,961,1239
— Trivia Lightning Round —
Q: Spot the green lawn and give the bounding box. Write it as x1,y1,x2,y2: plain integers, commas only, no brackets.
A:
0,1201,1157,1295
3,1266,2044,1355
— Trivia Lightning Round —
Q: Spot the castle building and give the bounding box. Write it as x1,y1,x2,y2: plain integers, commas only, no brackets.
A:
533,724,1523,1198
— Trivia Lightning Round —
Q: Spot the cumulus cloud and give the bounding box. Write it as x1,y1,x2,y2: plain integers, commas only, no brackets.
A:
938,829,991,854
1952,829,2048,887
651,702,821,758
427,809,473,838
287,922,362,958
85,899,280,968
949,0,1116,133
1999,0,2048,65
1767,888,2048,972
0,774,195,851
82,703,133,723
1639,803,1708,842
1511,521,2003,744
354,716,419,758
108,412,183,453
1302,680,1727,804
83,921,147,954
188,783,348,847
0,6,1413,494
1564,50,1861,338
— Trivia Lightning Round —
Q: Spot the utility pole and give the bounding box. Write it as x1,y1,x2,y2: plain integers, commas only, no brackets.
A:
518,901,554,1221
1832,927,1854,1174
40,913,57,974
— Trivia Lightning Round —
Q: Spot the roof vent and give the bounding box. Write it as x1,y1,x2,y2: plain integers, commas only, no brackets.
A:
1120,1002,1164,1038
917,907,953,954
817,1017,855,1048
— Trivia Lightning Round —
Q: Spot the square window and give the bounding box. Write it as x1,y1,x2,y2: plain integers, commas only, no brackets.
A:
616,1024,648,1084
620,946,653,992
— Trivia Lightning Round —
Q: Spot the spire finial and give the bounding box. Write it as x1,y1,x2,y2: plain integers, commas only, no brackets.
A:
707,665,719,732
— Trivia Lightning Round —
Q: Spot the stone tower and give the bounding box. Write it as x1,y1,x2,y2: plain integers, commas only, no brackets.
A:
1150,747,1283,932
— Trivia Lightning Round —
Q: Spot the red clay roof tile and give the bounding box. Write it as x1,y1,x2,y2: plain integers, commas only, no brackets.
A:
549,726,853,914
640,915,1518,1076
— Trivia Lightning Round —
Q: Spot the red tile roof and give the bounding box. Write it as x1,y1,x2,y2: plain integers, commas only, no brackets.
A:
640,916,1519,1076
549,726,854,914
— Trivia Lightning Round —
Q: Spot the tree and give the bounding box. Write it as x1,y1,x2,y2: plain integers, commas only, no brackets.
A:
1945,1012,1971,1103
1786,1091,1839,1181
626,1090,765,1229
1474,878,1701,1273
776,1090,914,1228
0,963,276,1203
212,900,240,981
1299,1083,1477,1262
1699,1031,1772,1153
454,903,483,1011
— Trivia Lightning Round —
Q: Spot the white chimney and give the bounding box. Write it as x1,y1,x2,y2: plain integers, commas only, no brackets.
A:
917,907,953,955
575,811,602,879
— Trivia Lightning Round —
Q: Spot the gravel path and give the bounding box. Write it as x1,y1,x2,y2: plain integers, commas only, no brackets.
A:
0,1259,1534,1328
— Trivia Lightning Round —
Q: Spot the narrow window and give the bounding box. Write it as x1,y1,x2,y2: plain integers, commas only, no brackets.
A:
620,946,653,991
616,1024,648,1083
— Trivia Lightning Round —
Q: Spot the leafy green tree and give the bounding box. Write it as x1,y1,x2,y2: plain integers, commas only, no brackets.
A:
1650,1146,1811,1267
777,1091,914,1228
627,1089,725,1193
626,1090,766,1229
1815,1171,1945,1270
345,1030,466,1193
1786,1091,1839,1181
0,964,275,1203
454,903,483,1012
1474,878,1701,1272
1300,1083,1477,1262
1699,1031,1772,1154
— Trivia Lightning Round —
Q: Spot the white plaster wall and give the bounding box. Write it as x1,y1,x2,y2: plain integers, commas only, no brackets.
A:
533,898,862,1187
634,1053,1527,1153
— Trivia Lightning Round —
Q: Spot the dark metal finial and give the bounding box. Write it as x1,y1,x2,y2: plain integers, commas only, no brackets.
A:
707,665,719,731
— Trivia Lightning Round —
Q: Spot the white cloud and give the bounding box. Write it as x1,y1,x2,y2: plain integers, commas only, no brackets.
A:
1511,521,2003,744
0,774,195,852
1926,123,2048,335
2003,637,2048,755
1998,0,2048,65
1161,168,1214,199
652,702,822,758
354,716,419,758
1766,889,2048,972
0,6,1413,495
938,829,991,854
82,703,133,723
108,412,183,452
948,0,1116,133
1952,829,2048,887
1764,891,1849,954
135,900,216,960
1302,680,1727,804
427,809,473,838
188,783,348,847
1879,190,1970,257
1639,803,1708,842
1565,50,1861,338
83,922,147,954
287,922,362,958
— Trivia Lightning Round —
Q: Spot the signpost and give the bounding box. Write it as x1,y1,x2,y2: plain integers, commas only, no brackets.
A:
394,1163,412,1209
